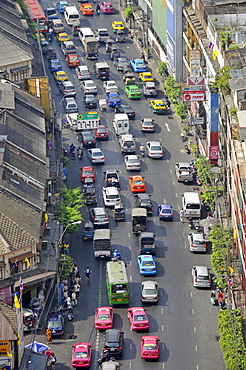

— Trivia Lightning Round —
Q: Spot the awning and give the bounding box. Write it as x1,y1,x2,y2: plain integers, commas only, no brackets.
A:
0,261,6,267
19,348,47,370
14,271,56,290
10,65,29,73
10,252,33,263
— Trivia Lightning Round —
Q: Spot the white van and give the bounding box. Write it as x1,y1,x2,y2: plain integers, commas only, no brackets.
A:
113,114,129,136
182,192,201,218
79,27,95,45
51,19,65,33
64,6,80,26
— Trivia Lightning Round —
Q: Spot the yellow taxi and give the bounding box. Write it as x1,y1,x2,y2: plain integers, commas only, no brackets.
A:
56,32,70,43
112,21,124,33
149,100,167,115
39,33,46,42
54,71,68,82
139,72,154,82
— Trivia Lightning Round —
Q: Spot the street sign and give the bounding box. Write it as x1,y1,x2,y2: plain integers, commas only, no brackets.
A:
210,167,221,174
193,117,204,124
187,76,205,86
208,146,219,160
183,91,205,102
77,113,98,120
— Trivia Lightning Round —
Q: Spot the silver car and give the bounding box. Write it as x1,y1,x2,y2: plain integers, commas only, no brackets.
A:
80,80,98,94
141,281,159,303
75,65,91,80
192,266,211,288
103,80,119,93
124,155,141,171
87,148,105,164
188,233,207,252
63,97,78,113
146,141,164,158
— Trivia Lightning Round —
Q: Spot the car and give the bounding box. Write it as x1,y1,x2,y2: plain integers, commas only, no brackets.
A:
56,32,70,42
59,81,76,96
158,204,173,221
140,118,155,132
94,125,109,140
124,155,140,171
146,141,164,159
90,207,109,227
66,54,80,67
61,41,77,56
104,170,120,189
149,100,167,114
80,3,94,15
80,80,98,94
94,306,114,330
87,148,105,164
78,131,96,148
139,232,156,255
139,72,154,82
49,59,62,72
134,193,153,215
102,187,120,207
130,59,147,72
191,266,211,288
141,281,159,303
103,81,119,93
111,21,124,32
129,175,146,193
127,307,150,331
47,47,57,60
119,134,136,153
137,255,156,276
45,8,58,19
101,361,120,370
188,233,207,252
115,30,125,42
115,104,135,120
63,97,78,113
110,48,121,60
103,329,124,358
140,336,160,359
107,92,121,107
75,65,90,80
143,82,157,96
175,162,194,182
83,94,97,109
56,1,68,13
47,312,64,336
113,57,130,72
71,342,92,368
54,70,68,82
95,28,110,43
101,2,114,14
80,166,95,182
125,85,141,99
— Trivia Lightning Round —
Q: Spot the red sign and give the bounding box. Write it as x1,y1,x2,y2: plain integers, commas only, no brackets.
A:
187,77,205,86
183,91,205,102
208,146,219,160
0,286,12,304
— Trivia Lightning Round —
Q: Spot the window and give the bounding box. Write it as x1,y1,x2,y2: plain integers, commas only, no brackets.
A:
22,259,31,271
0,268,3,279
11,72,19,82
20,70,28,80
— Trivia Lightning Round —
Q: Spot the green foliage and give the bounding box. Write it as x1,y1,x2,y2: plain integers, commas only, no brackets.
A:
200,186,216,211
59,254,74,281
124,6,134,18
54,186,83,233
195,157,211,184
228,44,240,50
229,107,238,120
218,310,246,369
165,76,181,102
211,66,231,93
174,102,187,119
60,155,71,168
156,61,168,77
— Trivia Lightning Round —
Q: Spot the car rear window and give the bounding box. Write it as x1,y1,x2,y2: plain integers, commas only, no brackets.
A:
197,274,209,280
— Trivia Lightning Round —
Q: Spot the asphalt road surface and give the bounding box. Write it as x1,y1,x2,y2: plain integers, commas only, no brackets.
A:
38,1,225,369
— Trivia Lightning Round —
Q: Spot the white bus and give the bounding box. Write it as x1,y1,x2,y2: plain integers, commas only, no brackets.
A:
64,6,80,26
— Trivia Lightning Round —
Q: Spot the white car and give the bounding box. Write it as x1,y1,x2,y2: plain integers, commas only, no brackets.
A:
87,148,105,164
103,80,119,93
146,141,164,159
188,233,207,252
80,80,98,94
95,28,109,43
141,281,159,303
191,266,211,288
102,186,121,207
119,134,136,153
124,155,141,171
75,65,91,80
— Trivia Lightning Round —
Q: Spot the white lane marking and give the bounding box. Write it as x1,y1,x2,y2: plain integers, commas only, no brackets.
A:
129,261,132,266
170,169,172,174
129,363,132,369
129,245,131,250
195,346,198,352
163,198,167,203
153,219,156,224
130,275,132,282
161,307,164,314
162,325,164,331
162,364,165,369
197,365,199,370
192,309,194,315
176,193,178,197
173,181,175,185
128,233,131,237
194,327,196,333
190,292,193,298
165,122,170,131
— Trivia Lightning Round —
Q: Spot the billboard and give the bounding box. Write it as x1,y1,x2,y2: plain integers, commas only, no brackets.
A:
183,91,205,102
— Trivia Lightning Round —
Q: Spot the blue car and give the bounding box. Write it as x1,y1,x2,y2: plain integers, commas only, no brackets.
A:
56,1,68,13
45,8,58,20
47,312,64,336
130,59,147,72
137,255,156,276
49,59,62,72
107,92,121,107
158,204,173,221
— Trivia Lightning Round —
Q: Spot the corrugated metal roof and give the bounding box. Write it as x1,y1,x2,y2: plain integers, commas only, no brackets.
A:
0,37,32,68
0,302,18,340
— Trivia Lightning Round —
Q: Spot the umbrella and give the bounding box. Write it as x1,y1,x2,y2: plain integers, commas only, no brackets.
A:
199,218,219,228
25,341,49,353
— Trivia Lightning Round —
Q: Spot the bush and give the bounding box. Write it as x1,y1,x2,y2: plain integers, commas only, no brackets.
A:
174,102,187,119
156,61,168,77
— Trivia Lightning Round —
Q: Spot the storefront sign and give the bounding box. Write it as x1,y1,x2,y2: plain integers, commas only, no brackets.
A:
0,342,10,357
0,287,12,304
187,76,205,86
183,91,205,102
209,146,219,160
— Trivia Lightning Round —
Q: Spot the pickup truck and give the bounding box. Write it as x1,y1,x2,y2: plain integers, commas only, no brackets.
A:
175,162,194,182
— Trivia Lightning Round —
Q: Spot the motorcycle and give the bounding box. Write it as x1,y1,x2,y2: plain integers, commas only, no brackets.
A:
67,308,74,321
77,149,83,159
96,7,100,14
112,252,121,261
63,147,68,156
184,144,191,154
195,220,203,232
180,131,186,142
98,353,115,365
188,218,194,229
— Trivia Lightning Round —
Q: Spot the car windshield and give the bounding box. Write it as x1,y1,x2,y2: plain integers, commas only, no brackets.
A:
108,82,116,86
99,31,109,36
151,145,161,151
98,128,106,133
143,288,156,295
68,104,77,108
74,351,87,358
134,314,147,321
136,62,144,66
83,170,92,175
142,260,154,267
105,4,112,7
197,274,209,280
98,314,110,320
162,208,171,213
107,194,119,199
143,121,153,125
69,56,77,61
93,151,103,156
144,343,156,350
141,238,153,244
155,102,165,107
53,61,60,66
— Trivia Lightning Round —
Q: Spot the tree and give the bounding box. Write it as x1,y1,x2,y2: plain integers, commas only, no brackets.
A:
59,254,74,280
157,61,168,78
124,6,134,28
211,66,231,93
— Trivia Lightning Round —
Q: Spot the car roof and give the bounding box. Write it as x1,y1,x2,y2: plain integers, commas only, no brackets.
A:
145,81,155,87
101,362,118,370
148,141,161,145
191,233,204,241
65,97,76,102
104,186,119,194
142,280,157,289
139,254,154,260
90,148,103,153
63,40,74,46
93,207,106,214
194,266,209,275
121,134,133,139
106,328,121,340
159,204,171,210
78,65,89,70
140,232,155,238
132,208,147,216
63,81,74,86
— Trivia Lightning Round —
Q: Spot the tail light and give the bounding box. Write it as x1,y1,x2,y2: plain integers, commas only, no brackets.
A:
191,244,194,248
194,278,198,282
203,243,206,247
117,347,122,350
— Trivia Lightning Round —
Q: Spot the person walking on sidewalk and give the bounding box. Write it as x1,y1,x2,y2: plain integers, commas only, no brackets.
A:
46,328,52,345
74,283,80,298
50,352,57,370
180,208,185,223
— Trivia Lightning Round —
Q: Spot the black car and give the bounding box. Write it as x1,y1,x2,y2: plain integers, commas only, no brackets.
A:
113,57,130,72
115,104,136,120
134,193,153,215
83,94,97,109
139,232,156,255
103,329,124,358
77,131,96,148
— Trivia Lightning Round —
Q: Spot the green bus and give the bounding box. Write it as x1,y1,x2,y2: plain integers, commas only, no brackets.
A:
106,260,130,305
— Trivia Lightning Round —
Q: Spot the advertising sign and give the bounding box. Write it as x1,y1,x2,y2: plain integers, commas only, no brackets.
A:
183,91,205,102
209,146,219,160
0,342,10,357
187,77,205,86
0,286,12,304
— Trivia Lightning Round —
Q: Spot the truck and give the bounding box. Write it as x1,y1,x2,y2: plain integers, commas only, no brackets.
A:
66,112,100,131
93,229,111,258
175,162,194,182
83,37,98,60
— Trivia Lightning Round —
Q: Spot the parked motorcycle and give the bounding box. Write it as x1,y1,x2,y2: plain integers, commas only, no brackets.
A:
184,144,191,154
188,218,194,229
67,308,74,321
210,291,217,305
180,131,187,142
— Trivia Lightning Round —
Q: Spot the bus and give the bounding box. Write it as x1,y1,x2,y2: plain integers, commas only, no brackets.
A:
106,260,130,305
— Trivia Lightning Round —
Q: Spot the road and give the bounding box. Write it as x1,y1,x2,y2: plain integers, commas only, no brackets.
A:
38,1,225,369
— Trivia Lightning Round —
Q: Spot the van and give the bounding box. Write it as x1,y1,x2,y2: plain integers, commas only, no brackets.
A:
63,97,78,113
113,114,129,136
119,134,136,153
94,62,110,80
182,192,201,218
51,19,65,34
79,27,95,45
64,6,80,26
93,229,111,258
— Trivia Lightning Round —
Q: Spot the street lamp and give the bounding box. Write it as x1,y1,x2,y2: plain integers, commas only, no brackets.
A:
57,220,82,246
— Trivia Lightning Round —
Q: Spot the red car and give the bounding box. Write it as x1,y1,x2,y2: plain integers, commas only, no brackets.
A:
72,342,92,368
94,306,114,330
140,336,160,359
94,125,109,140
127,307,149,331
129,175,146,193
80,166,95,182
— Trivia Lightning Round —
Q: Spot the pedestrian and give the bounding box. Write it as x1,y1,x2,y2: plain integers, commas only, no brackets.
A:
74,283,80,298
180,208,185,223
46,349,53,359
46,327,52,345
73,263,78,277
65,296,71,308
141,52,144,60
69,284,75,298
50,352,57,370
71,291,77,306
74,273,81,285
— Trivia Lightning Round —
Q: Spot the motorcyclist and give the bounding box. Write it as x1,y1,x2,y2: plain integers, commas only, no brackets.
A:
113,249,121,259
77,146,83,157
139,143,145,153
70,143,75,153
96,4,100,12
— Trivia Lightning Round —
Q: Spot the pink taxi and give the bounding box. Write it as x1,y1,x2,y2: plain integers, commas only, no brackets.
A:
100,2,114,14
